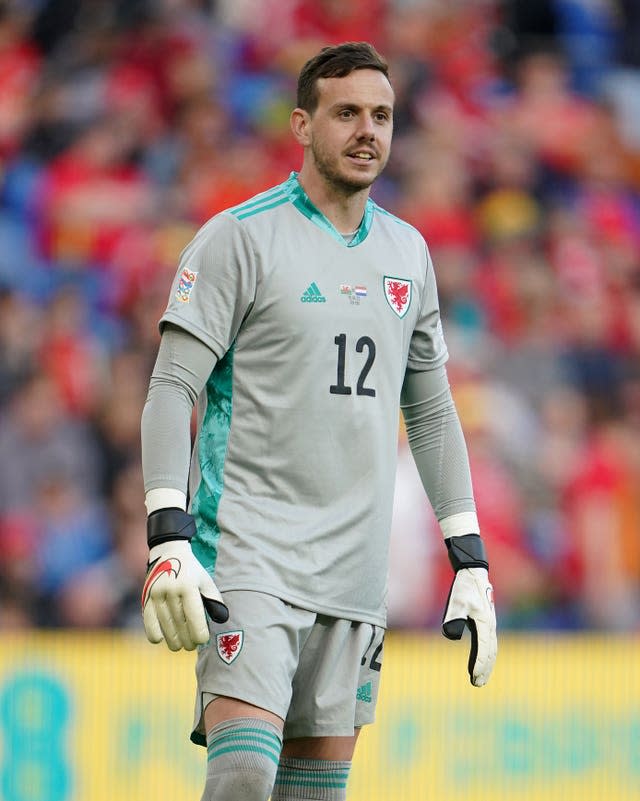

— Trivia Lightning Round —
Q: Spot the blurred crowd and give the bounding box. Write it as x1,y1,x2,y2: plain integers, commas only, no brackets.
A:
0,0,639,632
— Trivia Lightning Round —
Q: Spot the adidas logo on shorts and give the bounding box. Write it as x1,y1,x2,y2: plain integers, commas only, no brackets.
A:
301,282,326,303
356,681,372,703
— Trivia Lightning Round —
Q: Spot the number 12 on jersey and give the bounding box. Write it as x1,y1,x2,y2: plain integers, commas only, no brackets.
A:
330,333,376,397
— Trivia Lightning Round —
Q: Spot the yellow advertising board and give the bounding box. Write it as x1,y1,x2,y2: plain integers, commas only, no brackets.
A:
0,632,637,801
354,633,640,801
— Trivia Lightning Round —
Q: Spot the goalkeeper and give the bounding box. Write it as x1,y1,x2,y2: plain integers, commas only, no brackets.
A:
141,40,496,801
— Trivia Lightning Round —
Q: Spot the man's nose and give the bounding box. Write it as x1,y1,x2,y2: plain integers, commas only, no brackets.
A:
356,114,376,140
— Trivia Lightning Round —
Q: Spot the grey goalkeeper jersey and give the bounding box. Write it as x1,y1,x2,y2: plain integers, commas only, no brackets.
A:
160,173,449,626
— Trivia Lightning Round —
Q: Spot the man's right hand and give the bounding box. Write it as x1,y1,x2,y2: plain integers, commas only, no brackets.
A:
141,509,229,651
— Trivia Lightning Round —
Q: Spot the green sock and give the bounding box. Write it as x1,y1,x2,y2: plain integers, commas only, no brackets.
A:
271,756,351,800
201,717,282,801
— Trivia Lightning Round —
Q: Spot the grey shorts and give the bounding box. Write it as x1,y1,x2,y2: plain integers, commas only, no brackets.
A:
191,590,385,744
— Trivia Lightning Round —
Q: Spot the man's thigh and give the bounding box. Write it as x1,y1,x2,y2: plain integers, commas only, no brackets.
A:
283,615,385,740
193,591,385,746
193,591,315,744
282,731,361,761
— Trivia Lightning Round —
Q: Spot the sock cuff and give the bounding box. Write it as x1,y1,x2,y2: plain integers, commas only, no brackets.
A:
273,756,351,799
207,717,283,743
206,717,283,768
277,756,351,772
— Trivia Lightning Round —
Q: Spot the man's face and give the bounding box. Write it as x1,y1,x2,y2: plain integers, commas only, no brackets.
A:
305,68,394,194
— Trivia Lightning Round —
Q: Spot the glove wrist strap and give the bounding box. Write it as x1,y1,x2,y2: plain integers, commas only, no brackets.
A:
147,508,196,548
446,534,489,572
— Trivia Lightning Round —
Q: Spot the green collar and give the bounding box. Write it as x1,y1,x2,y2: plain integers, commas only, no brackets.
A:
282,172,374,247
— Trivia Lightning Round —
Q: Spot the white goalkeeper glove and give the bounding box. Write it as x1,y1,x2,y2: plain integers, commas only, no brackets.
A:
442,534,497,687
141,508,229,652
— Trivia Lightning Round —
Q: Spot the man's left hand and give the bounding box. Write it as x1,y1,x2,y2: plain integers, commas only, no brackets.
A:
442,565,497,687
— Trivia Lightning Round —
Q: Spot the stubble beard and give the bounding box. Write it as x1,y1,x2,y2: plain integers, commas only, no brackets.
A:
311,140,386,197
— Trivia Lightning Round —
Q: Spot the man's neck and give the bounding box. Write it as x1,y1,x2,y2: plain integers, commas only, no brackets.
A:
296,170,370,235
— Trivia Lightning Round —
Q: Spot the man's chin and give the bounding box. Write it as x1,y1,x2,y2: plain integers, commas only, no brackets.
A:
327,170,377,194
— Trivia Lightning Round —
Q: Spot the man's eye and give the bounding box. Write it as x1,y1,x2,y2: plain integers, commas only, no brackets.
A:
340,110,354,118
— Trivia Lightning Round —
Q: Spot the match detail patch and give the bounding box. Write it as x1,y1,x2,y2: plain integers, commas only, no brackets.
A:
339,284,368,305
216,630,244,664
176,268,198,303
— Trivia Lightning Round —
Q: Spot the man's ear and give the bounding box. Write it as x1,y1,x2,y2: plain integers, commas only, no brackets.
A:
290,108,311,146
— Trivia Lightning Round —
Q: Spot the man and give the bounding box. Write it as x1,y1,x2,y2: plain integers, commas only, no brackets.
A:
141,41,496,801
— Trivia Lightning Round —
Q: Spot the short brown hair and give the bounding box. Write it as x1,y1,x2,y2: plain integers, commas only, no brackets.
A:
296,42,390,113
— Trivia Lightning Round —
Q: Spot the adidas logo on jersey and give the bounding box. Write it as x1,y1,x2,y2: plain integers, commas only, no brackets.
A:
301,282,326,303
356,681,372,703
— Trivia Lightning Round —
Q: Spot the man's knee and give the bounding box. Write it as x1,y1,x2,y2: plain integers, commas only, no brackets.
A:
202,764,277,801
201,717,282,801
